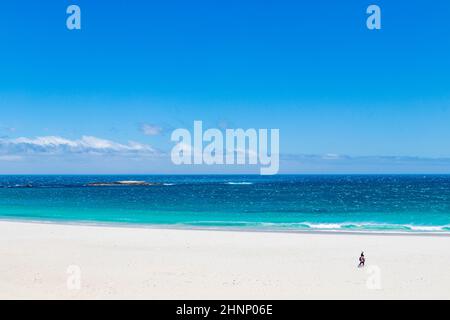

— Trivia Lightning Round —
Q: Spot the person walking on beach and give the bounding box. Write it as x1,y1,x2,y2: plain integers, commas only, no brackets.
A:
358,252,365,268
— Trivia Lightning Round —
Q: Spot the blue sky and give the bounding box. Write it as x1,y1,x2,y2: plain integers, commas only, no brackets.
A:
0,0,449,173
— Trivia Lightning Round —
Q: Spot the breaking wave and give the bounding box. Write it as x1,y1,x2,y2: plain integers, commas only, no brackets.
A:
186,221,450,233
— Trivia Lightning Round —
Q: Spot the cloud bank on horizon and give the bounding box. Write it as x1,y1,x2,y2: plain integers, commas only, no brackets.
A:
1,134,450,174
0,136,159,156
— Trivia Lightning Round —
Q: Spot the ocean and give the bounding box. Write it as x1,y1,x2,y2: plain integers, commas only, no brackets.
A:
1,175,450,233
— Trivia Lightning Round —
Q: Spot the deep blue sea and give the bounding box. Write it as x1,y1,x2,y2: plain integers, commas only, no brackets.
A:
1,175,450,233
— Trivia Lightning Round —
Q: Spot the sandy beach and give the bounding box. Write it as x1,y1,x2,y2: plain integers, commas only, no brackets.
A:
1,220,449,300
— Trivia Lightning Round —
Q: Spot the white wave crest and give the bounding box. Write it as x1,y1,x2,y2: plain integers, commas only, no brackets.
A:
225,182,253,185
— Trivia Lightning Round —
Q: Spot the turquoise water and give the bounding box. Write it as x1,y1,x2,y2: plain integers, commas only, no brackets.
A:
1,175,450,233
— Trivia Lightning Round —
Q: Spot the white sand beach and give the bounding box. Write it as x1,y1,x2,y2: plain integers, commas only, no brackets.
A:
1,220,449,300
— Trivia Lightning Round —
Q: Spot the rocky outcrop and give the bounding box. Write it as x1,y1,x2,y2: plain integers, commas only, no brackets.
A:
87,181,159,187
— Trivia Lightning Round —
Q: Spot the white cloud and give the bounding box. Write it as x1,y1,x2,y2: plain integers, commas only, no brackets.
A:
322,153,342,160
141,124,163,136
0,135,159,156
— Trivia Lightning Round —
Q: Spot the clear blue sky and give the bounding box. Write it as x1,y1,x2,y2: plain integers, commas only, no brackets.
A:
0,0,449,173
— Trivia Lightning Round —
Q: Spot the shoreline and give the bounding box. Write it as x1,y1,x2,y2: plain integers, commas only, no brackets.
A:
1,217,450,237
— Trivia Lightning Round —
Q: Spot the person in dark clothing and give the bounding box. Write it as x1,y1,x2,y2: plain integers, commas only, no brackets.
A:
358,252,365,268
